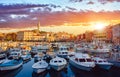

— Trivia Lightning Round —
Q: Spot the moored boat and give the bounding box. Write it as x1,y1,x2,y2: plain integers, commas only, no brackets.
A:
69,53,95,71
92,57,113,70
0,59,23,71
50,56,67,71
57,45,69,59
32,59,48,73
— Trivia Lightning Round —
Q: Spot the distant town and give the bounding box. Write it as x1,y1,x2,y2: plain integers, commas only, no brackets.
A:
0,23,120,45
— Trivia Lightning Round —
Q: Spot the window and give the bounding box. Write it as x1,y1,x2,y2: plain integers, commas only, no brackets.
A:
98,61,102,63
59,61,62,63
54,61,57,63
79,59,86,62
86,59,92,62
75,58,78,62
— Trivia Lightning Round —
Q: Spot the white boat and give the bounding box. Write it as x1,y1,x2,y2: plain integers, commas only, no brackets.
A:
21,54,31,61
108,51,120,67
37,44,49,50
92,57,113,70
75,44,87,51
0,53,6,64
34,54,41,62
32,59,48,73
8,51,22,59
50,56,67,71
57,45,69,59
0,59,23,71
21,50,31,61
30,47,38,55
69,53,95,71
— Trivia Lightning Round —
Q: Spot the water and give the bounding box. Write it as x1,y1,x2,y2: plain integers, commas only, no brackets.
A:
1,59,120,77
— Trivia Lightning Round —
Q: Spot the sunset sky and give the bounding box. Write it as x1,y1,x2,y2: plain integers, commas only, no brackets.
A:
0,0,120,35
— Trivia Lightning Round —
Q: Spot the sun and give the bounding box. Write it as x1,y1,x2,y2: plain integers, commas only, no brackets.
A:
94,23,106,30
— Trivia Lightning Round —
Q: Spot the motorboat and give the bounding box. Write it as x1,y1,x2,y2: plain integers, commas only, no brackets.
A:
36,44,50,51
21,50,31,61
50,56,67,71
32,59,48,73
69,53,95,71
42,54,52,63
0,59,23,71
21,54,31,61
108,51,120,67
0,53,6,64
8,51,22,60
57,45,69,59
92,57,113,70
30,47,38,55
34,54,41,62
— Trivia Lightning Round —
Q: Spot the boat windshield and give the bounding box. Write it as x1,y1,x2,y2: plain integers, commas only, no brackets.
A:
86,59,92,62
58,61,62,63
61,48,67,50
79,59,86,62
62,52,68,54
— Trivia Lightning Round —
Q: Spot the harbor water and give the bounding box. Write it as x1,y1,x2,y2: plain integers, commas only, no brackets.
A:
1,58,120,77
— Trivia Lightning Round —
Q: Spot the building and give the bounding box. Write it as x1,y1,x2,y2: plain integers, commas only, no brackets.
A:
17,31,34,41
105,25,113,42
54,32,71,41
93,30,107,41
112,24,120,45
85,31,94,42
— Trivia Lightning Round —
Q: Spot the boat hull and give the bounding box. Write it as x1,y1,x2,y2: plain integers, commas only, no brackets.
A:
109,61,120,67
0,60,23,71
33,68,46,74
57,55,68,59
97,64,112,70
50,64,66,71
69,60,94,71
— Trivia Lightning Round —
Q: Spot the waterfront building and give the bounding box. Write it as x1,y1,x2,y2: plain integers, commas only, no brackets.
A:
85,31,94,42
112,24,120,45
105,25,113,43
54,32,71,41
17,30,34,41
93,30,107,41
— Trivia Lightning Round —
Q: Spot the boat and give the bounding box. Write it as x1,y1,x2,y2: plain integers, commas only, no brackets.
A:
30,47,38,55
92,57,113,70
21,50,31,61
108,51,120,67
8,51,22,60
42,54,52,63
36,44,50,50
49,56,67,71
0,59,23,71
21,54,31,61
0,53,6,64
32,59,48,73
34,54,41,62
57,45,69,59
69,53,95,71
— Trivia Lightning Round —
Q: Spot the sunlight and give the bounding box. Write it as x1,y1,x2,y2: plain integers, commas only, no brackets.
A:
94,22,107,30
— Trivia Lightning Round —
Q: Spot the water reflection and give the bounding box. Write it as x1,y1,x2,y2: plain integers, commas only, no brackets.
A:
32,71,48,77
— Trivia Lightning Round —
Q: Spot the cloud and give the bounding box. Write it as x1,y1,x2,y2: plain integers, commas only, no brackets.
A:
66,6,77,11
9,14,29,19
69,0,83,2
87,1,94,5
0,3,120,28
0,19,6,22
0,10,120,28
98,0,120,4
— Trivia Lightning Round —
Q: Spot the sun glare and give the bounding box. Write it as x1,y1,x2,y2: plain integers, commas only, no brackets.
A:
94,23,106,30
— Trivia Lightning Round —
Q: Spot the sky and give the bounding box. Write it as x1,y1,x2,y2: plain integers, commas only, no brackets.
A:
0,0,120,35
